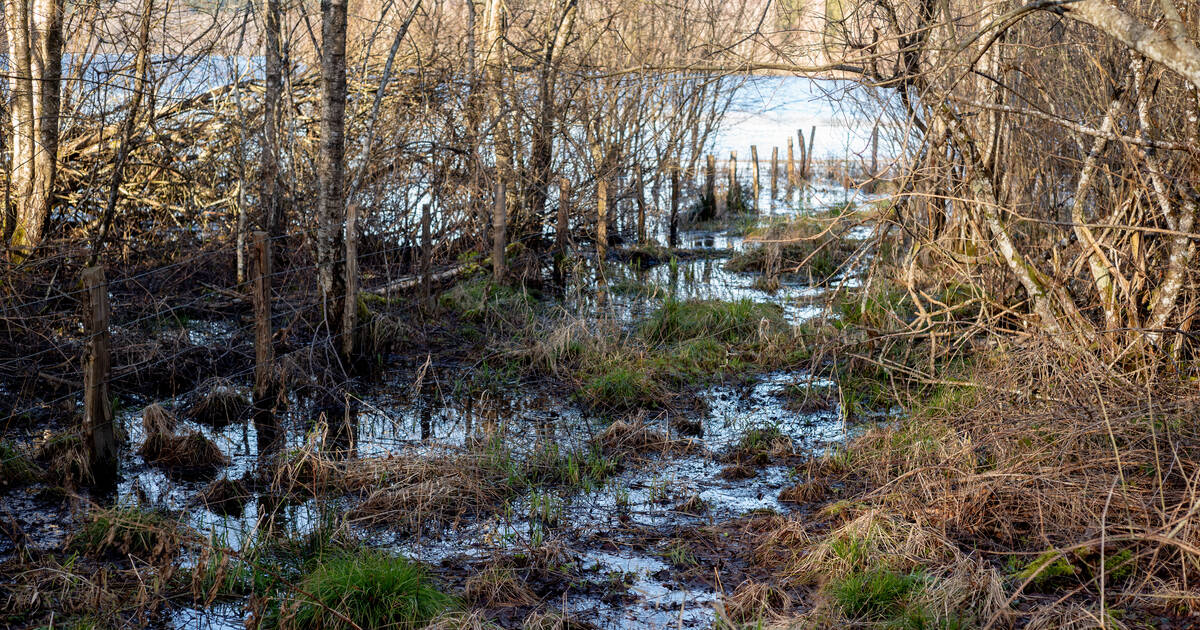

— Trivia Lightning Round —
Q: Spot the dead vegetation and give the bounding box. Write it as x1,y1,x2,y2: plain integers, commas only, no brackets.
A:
184,378,250,428
138,403,229,476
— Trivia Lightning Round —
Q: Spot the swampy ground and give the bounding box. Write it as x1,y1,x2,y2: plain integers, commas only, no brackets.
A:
2,179,1199,630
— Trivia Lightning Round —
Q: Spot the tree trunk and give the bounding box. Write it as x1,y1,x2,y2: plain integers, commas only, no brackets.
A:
30,0,61,248
317,0,348,328
261,0,284,237
6,0,36,251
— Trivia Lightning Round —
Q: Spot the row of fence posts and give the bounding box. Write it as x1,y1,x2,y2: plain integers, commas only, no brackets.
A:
76,124,879,483
80,232,286,488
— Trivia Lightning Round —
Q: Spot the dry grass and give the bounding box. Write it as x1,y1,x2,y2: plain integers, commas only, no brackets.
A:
185,377,250,427
718,580,793,625
778,479,828,504
272,430,510,532
140,430,229,474
463,566,539,607
756,339,1200,625
593,417,700,458
200,476,250,516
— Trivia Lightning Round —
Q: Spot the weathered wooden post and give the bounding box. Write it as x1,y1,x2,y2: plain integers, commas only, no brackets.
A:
83,266,117,487
704,154,716,218
635,164,647,245
750,145,760,213
421,203,432,305
669,163,680,249
556,178,570,257
870,125,879,176
796,129,807,181
492,178,507,281
597,178,608,263
342,203,358,365
251,231,279,455
770,146,779,198
728,151,738,194
786,137,796,190
805,125,816,178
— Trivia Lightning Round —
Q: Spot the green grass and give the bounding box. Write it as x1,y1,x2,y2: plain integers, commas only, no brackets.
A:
641,298,784,345
266,550,450,630
830,567,925,621
579,362,664,412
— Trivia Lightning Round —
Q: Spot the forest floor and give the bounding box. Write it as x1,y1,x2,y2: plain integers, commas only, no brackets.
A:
2,181,1199,630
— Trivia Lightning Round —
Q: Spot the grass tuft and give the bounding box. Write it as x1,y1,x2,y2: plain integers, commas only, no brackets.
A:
267,550,450,630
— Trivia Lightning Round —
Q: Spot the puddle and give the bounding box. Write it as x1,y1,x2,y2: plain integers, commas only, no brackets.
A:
2,179,881,630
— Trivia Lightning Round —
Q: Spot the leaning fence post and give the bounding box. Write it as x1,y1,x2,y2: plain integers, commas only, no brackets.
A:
251,231,279,455
805,125,816,178
797,129,807,181
83,266,117,487
750,145,760,213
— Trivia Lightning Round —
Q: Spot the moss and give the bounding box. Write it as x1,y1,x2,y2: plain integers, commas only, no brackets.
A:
1007,551,1077,589
265,550,451,630
439,276,535,324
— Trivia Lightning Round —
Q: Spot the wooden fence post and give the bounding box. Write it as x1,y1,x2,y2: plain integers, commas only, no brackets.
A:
669,163,679,249
342,202,358,366
704,154,715,215
597,178,608,263
770,146,778,199
83,266,117,487
796,129,806,181
786,138,796,190
557,178,570,256
750,145,760,213
871,125,879,176
728,151,738,195
492,178,507,282
421,203,432,305
635,164,647,245
251,231,279,455
805,125,816,178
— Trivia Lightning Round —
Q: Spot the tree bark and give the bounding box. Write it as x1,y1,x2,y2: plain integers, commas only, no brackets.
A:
317,0,348,328
261,0,285,237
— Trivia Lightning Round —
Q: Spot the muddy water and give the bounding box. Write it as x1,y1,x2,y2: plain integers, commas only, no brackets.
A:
141,184,876,630
0,178,876,629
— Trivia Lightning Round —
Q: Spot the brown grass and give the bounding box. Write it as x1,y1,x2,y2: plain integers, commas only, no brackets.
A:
139,430,229,474
272,432,510,532
757,339,1200,624
463,566,539,607
184,377,249,427
778,479,828,504
718,580,793,625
